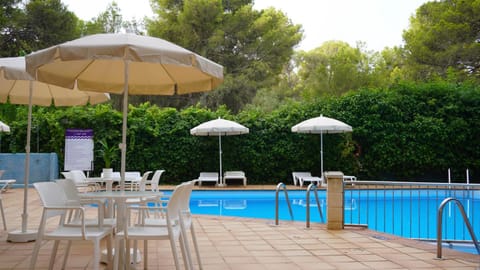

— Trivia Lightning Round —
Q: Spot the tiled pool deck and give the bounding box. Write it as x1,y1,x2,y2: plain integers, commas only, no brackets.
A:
0,185,479,269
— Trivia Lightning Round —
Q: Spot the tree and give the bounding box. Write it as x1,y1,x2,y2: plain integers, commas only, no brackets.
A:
23,0,79,52
403,0,480,82
370,46,410,87
294,41,374,98
249,60,302,112
147,0,302,112
81,2,123,35
0,0,30,56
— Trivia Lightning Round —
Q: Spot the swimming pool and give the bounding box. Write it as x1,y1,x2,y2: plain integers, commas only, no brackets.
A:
166,189,480,255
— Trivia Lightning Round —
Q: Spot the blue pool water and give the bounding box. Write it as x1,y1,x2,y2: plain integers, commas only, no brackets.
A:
163,189,480,255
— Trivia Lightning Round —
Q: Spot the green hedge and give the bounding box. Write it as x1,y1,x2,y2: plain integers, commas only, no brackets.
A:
1,81,478,184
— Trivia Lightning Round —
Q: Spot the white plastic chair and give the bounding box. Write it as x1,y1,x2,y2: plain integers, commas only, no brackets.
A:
124,171,155,225
63,170,99,192
137,171,153,191
114,182,191,270
132,181,201,269
147,169,165,191
178,181,202,270
30,182,113,270
56,179,116,228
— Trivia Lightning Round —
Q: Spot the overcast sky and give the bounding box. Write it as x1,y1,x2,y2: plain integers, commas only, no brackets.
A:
61,0,430,52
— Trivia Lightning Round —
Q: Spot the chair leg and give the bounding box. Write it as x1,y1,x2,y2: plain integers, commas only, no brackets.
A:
93,239,100,270
179,218,193,270
179,233,193,270
133,240,138,265
29,239,43,270
143,240,148,270
126,239,131,268
169,235,182,270
179,232,193,270
106,233,113,268
50,240,60,270
113,236,121,270
0,198,7,230
190,223,203,270
61,240,72,270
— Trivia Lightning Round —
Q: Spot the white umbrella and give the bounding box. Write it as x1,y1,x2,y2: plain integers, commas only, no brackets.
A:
0,121,10,132
0,56,110,242
291,115,352,179
190,118,249,186
25,33,224,190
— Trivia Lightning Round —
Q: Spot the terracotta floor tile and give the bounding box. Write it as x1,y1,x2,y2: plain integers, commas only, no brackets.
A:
0,187,478,270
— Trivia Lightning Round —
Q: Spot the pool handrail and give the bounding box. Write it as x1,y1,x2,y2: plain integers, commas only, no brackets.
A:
306,183,324,228
275,182,293,225
344,180,480,188
436,197,480,258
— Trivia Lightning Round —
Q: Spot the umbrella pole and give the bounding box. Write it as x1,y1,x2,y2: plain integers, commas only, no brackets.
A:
320,132,324,180
7,81,37,242
218,134,223,186
120,61,129,191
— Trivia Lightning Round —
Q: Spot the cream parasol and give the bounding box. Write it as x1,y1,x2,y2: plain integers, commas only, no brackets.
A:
0,56,110,242
292,115,352,179
190,118,249,186
26,33,224,190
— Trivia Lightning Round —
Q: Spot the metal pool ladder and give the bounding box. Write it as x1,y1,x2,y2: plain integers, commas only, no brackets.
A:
436,197,480,258
306,183,324,228
275,183,294,225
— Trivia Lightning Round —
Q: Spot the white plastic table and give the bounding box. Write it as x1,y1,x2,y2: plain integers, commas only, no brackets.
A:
80,191,164,268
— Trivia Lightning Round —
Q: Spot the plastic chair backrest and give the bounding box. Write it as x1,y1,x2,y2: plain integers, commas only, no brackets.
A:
166,182,186,225
150,170,165,191
33,182,69,218
138,171,153,191
179,181,194,212
56,179,81,202
69,170,87,185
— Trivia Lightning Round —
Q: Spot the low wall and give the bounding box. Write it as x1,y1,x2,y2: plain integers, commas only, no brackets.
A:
0,153,58,188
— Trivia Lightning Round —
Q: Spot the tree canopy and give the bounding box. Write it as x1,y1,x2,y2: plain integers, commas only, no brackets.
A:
294,41,374,98
403,0,480,82
0,0,79,56
147,0,303,112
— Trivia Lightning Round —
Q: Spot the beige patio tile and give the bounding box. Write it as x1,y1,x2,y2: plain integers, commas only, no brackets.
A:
310,248,344,256
292,262,336,270
0,187,478,270
321,254,357,263
361,260,405,269
230,263,267,270
263,262,303,270
328,261,372,269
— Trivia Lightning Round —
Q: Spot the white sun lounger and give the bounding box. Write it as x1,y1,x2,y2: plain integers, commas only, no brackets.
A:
196,172,219,186
343,175,357,181
223,171,247,186
292,172,323,187
0,179,16,193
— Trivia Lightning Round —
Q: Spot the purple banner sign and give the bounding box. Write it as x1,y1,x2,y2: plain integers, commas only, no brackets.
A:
65,129,94,139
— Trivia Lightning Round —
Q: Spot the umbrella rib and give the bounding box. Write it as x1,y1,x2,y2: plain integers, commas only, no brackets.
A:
73,59,96,89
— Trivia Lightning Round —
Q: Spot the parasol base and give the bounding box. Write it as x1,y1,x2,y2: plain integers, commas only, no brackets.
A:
101,248,141,264
7,230,37,243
